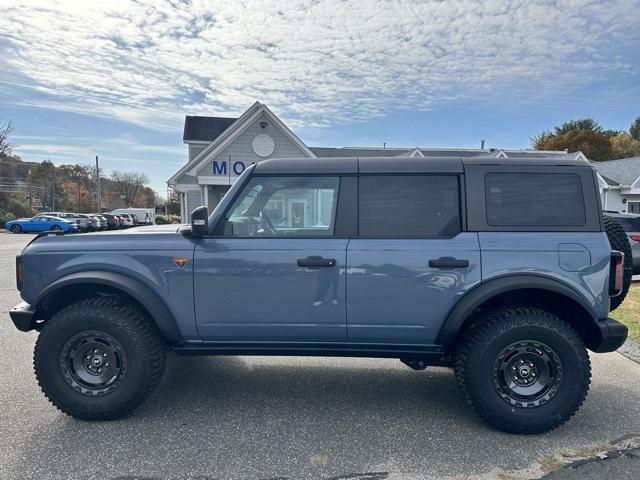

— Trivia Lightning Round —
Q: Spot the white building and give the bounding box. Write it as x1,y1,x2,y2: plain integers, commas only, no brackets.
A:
168,102,589,220
592,157,640,213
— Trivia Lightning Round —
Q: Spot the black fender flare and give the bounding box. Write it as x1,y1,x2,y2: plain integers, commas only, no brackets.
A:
436,275,599,346
33,271,181,343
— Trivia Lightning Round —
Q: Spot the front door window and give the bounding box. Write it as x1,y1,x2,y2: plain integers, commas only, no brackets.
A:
223,176,339,237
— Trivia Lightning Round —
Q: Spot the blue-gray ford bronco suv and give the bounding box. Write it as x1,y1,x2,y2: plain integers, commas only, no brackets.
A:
10,156,631,434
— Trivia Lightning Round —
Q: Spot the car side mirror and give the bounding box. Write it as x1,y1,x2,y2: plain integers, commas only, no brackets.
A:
190,206,209,236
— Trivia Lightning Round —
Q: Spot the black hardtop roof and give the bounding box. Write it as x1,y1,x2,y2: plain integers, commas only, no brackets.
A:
254,156,591,174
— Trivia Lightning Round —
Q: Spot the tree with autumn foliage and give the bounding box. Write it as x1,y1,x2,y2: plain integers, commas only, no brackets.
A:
532,118,635,161
532,119,612,161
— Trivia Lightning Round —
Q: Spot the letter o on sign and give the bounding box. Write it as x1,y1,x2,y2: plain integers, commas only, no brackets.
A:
233,161,246,175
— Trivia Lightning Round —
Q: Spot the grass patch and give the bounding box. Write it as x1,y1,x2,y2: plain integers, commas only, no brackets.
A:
610,283,640,341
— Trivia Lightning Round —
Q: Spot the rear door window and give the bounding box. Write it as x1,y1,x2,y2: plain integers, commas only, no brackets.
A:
485,173,586,227
358,175,461,237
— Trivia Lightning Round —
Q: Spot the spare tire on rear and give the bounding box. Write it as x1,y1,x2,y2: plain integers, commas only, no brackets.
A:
604,215,632,311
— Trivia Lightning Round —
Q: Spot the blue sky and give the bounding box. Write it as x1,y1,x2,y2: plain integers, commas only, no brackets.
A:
1,0,639,195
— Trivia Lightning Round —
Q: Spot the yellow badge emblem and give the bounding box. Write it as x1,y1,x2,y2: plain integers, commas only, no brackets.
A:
173,257,189,268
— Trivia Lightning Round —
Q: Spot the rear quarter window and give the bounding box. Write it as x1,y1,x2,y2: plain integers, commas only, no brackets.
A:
485,172,586,227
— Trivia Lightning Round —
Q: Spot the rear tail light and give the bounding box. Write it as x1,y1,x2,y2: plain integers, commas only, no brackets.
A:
630,235,640,242
609,250,624,297
16,255,23,292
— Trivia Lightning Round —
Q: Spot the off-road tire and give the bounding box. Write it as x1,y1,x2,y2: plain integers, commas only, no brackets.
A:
454,307,591,434
10,224,21,233
34,296,166,420
604,215,632,311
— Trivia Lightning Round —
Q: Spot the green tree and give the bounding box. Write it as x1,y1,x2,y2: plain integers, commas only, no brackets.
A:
630,117,640,141
554,118,604,135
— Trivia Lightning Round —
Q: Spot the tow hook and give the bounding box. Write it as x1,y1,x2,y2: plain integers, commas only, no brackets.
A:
400,358,428,370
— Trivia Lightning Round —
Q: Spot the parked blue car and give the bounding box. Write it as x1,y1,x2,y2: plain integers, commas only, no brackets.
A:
6,215,77,233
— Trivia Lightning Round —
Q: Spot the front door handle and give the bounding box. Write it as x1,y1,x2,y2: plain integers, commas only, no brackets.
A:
297,257,336,268
428,257,469,269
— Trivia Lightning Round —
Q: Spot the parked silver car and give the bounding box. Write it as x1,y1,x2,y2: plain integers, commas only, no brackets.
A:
75,213,97,232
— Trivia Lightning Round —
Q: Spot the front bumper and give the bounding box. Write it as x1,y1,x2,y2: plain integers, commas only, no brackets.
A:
592,318,628,353
9,301,37,332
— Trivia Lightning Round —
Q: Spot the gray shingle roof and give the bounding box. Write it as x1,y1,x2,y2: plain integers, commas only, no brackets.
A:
183,115,237,142
308,147,584,159
309,147,412,157
590,158,640,186
181,116,588,162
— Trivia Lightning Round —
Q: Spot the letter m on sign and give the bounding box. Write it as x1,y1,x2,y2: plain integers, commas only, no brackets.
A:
212,161,227,175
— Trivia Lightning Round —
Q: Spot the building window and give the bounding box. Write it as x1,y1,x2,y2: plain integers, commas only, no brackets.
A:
223,176,339,237
358,175,461,237
627,201,640,214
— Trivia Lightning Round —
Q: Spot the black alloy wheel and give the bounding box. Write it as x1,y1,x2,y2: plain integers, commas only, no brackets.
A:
493,340,562,408
60,331,127,396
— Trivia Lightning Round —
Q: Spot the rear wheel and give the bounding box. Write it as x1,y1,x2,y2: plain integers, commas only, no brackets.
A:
34,297,166,420
604,215,632,311
454,307,590,434
10,224,22,233
50,225,62,231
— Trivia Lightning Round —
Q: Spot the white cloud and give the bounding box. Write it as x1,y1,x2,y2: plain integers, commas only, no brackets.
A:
0,0,638,130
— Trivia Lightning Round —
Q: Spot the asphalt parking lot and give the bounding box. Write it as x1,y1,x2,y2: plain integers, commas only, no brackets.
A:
1,232,639,480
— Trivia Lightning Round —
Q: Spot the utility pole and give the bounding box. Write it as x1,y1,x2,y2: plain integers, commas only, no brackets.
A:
51,168,55,211
95,155,102,212
28,169,33,215
166,185,170,222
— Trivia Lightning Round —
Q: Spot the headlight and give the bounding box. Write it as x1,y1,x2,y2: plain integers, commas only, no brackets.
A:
16,255,23,292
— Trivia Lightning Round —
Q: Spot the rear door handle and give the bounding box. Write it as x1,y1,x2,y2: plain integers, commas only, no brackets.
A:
428,257,469,269
297,257,336,268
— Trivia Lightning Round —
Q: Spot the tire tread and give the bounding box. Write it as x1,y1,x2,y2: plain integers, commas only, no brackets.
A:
34,296,166,420
454,307,591,434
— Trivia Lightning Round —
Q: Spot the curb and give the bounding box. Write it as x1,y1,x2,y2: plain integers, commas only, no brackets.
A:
618,338,640,364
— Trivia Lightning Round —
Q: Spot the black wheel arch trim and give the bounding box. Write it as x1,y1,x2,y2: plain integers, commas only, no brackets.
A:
437,274,599,347
33,271,181,343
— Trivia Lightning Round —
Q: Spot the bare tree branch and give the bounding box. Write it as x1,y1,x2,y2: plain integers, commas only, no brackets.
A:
0,120,14,156
110,170,149,206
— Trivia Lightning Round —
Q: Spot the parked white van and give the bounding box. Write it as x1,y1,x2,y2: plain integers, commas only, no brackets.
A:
110,208,155,225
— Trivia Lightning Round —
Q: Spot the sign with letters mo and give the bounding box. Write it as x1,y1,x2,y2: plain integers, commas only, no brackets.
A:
212,160,246,176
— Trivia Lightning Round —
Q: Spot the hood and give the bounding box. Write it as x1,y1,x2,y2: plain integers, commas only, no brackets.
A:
91,224,187,235
22,224,195,254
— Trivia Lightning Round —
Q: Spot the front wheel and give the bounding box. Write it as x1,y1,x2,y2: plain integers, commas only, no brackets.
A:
10,224,22,233
454,307,591,434
34,297,166,420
